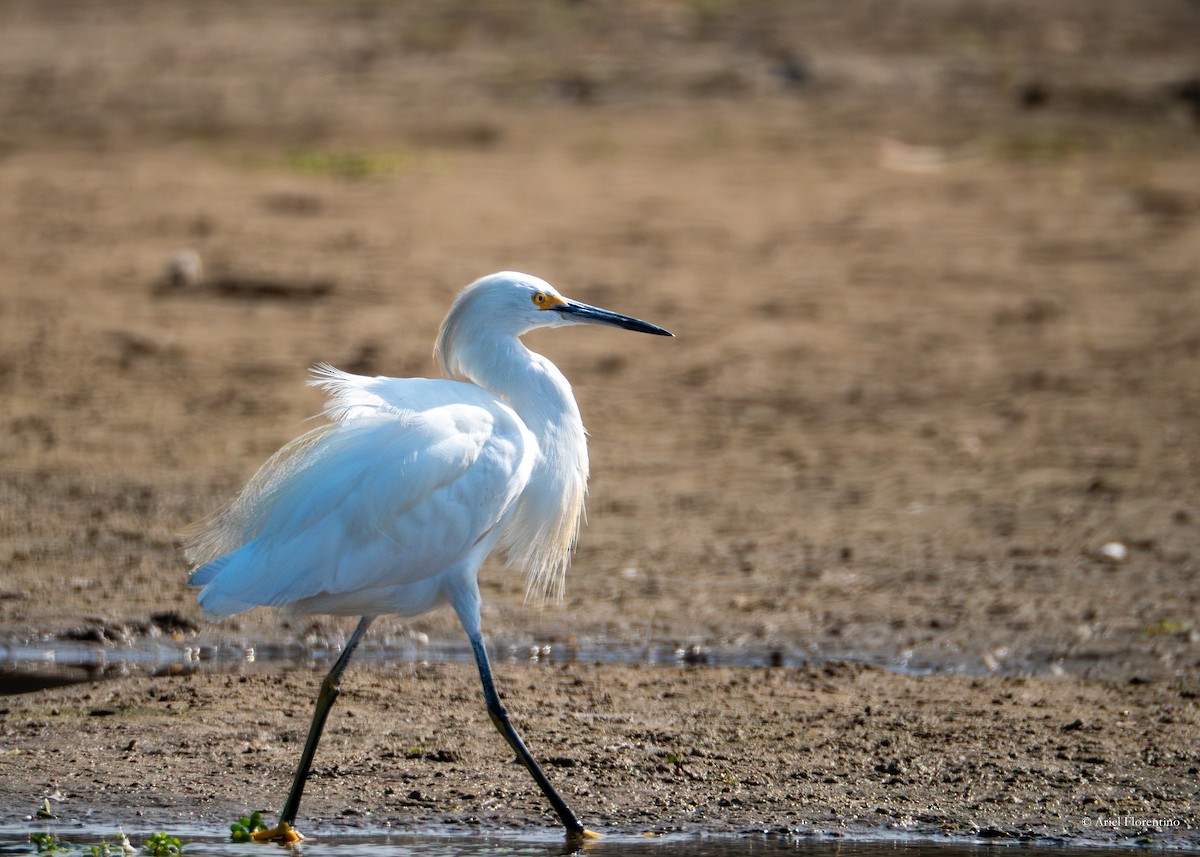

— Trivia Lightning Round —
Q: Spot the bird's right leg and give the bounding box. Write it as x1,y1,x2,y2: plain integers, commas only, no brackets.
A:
253,615,375,844
467,630,600,840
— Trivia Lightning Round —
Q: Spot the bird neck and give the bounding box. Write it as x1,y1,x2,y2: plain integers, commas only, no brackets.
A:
446,334,583,439
446,333,589,603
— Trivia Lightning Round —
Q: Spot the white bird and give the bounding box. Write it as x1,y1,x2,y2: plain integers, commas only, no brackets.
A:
187,272,672,842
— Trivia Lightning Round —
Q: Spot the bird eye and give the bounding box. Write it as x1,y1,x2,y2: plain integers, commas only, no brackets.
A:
532,292,547,306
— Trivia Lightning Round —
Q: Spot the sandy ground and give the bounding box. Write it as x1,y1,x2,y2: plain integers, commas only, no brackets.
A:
0,0,1198,845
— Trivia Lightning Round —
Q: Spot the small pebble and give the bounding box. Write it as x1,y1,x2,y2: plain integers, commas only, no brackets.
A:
164,250,203,288
1100,541,1127,562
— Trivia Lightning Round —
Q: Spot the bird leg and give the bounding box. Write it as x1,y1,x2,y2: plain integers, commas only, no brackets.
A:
253,615,375,844
468,632,601,840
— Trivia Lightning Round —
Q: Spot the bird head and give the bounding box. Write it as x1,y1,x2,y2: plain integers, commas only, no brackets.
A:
463,272,673,337
436,272,672,380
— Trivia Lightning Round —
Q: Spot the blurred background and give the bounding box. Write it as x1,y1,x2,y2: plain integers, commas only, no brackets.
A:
0,0,1198,679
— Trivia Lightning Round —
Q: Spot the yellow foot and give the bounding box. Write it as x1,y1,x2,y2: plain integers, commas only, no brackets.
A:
250,822,305,845
567,828,603,840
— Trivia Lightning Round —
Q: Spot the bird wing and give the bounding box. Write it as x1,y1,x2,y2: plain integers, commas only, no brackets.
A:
188,368,536,616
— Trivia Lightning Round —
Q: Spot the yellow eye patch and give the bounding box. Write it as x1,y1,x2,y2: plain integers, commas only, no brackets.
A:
532,292,567,309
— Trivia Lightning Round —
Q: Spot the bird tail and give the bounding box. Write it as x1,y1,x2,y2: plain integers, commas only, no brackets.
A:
187,542,269,616
186,552,237,588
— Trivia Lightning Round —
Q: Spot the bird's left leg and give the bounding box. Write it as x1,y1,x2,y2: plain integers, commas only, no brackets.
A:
467,631,600,840
253,615,375,844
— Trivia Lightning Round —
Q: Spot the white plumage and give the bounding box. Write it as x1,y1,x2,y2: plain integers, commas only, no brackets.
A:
185,271,671,840
188,369,536,616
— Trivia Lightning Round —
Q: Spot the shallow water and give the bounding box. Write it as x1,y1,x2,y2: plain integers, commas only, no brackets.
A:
0,824,1170,857
0,630,1133,695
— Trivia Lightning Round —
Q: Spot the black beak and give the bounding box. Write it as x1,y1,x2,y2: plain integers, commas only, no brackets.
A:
557,300,673,337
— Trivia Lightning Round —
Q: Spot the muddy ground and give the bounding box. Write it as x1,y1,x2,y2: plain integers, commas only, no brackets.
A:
0,0,1198,846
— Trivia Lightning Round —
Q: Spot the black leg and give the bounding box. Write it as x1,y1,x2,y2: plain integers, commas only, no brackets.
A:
468,631,598,838
275,616,374,830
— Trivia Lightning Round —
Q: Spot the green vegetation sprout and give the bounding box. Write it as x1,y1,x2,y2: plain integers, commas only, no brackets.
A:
30,831,153,856
85,833,132,857
140,833,182,857
229,811,270,843
30,833,66,854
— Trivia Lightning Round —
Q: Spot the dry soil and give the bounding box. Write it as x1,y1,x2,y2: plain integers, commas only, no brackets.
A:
0,0,1198,846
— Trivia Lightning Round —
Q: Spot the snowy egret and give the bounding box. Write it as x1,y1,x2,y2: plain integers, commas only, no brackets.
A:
187,272,671,841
